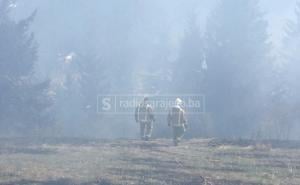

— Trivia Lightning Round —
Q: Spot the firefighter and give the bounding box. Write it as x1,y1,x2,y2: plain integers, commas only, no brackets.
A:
135,97,155,141
168,98,187,146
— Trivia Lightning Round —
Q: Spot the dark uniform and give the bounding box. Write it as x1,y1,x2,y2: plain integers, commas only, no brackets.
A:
168,103,187,146
135,99,155,140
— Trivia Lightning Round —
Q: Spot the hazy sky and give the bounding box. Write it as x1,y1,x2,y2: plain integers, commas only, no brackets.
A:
14,0,298,44
11,0,299,76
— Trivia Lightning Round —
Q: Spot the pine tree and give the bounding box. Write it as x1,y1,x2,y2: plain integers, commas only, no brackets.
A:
204,0,270,137
273,1,300,139
171,15,205,94
284,2,300,103
168,16,209,137
0,0,53,135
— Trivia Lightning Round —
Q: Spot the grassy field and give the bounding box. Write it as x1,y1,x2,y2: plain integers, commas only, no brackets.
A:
0,138,300,185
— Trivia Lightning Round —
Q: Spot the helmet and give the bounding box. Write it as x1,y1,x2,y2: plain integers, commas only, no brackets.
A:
143,96,149,102
175,98,183,106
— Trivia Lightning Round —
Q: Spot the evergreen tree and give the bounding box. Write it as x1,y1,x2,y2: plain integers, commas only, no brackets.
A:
204,0,270,137
273,1,300,139
169,16,210,137
284,2,300,104
0,0,53,135
171,15,205,94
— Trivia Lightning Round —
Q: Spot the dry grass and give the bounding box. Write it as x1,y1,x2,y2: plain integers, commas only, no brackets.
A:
0,138,300,185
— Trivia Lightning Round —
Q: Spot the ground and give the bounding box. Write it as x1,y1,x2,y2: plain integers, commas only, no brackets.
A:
0,138,300,185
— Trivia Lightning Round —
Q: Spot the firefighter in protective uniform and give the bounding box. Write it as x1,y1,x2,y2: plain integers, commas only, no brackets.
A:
168,98,187,146
135,97,155,141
